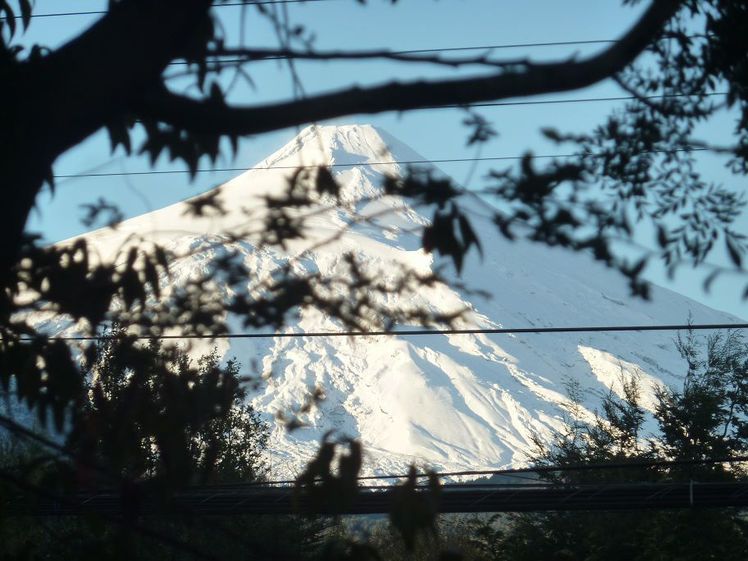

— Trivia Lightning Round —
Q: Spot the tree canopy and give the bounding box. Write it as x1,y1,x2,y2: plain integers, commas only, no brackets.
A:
469,330,748,561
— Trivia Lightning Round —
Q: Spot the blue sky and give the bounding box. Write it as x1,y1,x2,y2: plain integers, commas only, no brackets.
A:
15,0,748,319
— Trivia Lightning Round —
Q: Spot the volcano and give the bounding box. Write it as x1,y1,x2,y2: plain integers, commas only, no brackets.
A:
55,124,739,478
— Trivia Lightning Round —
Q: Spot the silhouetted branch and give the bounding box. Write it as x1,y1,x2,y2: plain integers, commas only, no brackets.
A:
138,0,680,135
203,46,530,68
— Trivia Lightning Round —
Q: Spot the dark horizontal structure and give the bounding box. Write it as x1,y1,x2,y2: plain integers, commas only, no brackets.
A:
13,482,748,517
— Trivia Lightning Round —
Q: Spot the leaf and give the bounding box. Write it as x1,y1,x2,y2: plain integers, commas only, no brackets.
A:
389,466,441,551
726,235,743,267
315,167,339,197
2,3,16,38
458,213,483,258
541,127,563,143
154,245,170,276
80,198,124,228
125,247,138,271
630,258,646,278
120,269,145,309
144,258,160,299
43,166,55,195
656,224,669,249
293,439,361,514
106,121,132,155
228,134,239,157
422,224,435,254
703,270,720,293
183,189,226,217
209,82,224,104
19,0,31,30
463,112,497,146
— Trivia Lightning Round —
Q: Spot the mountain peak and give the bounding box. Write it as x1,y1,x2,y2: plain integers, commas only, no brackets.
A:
253,123,427,175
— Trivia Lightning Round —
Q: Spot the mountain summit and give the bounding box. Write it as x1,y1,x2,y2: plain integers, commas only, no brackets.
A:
64,124,737,478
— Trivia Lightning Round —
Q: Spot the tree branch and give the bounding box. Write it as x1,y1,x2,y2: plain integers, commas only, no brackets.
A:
28,0,214,157
200,46,530,69
139,0,681,136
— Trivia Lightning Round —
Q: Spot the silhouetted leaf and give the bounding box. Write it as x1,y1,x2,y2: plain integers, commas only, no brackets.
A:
183,188,226,217
19,0,31,30
458,213,482,258
143,257,160,298
389,466,441,551
726,234,743,267
316,166,340,197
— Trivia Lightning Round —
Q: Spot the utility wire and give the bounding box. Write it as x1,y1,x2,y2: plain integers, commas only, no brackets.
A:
54,139,719,181
439,91,725,109
3,0,334,19
30,322,748,343
53,154,554,180
2,1,698,67
7,398,744,491
199,452,748,487
20,480,748,515
244,456,748,489
386,39,617,54
415,454,748,483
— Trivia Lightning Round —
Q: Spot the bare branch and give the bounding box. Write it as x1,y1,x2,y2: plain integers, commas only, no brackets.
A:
138,0,681,136
201,46,529,69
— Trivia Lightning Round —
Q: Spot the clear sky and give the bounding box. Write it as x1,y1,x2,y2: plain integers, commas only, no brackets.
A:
15,0,748,319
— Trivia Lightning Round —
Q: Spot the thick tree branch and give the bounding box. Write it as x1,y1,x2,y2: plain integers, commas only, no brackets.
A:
139,0,681,136
0,0,213,277
25,0,213,158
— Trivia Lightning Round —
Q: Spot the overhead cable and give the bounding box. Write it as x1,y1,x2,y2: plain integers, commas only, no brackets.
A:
54,143,719,181
32,322,748,343
4,0,334,19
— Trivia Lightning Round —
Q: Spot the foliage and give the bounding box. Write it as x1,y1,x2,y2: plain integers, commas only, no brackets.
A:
1,0,748,558
0,0,745,449
325,514,492,561
468,330,748,561
0,340,336,561
294,440,451,557
67,331,270,487
0,0,748,442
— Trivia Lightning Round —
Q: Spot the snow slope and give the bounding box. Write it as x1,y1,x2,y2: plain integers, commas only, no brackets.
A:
58,124,741,479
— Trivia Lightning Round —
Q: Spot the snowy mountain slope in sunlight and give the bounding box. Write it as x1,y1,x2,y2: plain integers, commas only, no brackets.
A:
54,124,741,479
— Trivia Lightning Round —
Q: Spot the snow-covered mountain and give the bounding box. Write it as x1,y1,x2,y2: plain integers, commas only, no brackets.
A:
59,124,740,479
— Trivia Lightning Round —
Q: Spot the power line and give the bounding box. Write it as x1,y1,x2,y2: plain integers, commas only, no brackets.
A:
54,139,719,181
0,1,646,64
0,4,639,70
3,0,334,20
440,91,725,109
394,39,617,55
0,2,694,73
52,154,533,179
19,481,748,516
5,397,747,494
197,453,748,489
53,153,571,180
398,453,748,484
4,417,744,514
32,322,748,342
